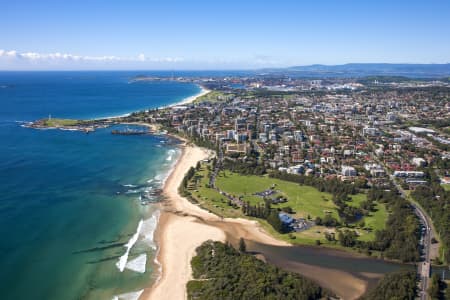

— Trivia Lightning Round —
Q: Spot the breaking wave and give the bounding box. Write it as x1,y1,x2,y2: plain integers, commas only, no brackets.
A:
166,149,176,161
123,184,137,188
141,211,160,249
112,289,144,300
116,219,143,272
125,254,147,273
125,189,141,194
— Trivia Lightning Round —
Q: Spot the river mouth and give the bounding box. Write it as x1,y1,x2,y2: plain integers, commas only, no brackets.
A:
199,216,412,299
216,229,410,300
246,241,413,299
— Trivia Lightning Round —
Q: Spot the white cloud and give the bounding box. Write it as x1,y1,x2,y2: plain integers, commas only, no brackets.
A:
146,56,184,63
0,48,284,70
137,53,146,62
20,52,42,60
0,49,183,64
0,50,18,58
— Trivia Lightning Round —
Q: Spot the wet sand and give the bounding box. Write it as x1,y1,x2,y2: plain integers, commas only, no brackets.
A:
141,145,291,300
141,144,391,300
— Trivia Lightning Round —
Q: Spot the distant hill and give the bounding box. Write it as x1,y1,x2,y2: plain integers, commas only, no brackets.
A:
261,63,450,78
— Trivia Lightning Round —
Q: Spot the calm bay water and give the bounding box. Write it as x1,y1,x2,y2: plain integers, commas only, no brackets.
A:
0,72,198,299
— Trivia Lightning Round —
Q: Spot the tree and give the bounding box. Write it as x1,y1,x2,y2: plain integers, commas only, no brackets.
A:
362,270,417,300
359,220,365,228
267,210,285,233
445,283,450,300
338,229,357,247
239,237,246,253
188,241,327,300
428,273,442,300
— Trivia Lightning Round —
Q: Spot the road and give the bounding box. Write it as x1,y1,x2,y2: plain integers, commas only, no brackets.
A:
388,173,433,300
364,134,435,299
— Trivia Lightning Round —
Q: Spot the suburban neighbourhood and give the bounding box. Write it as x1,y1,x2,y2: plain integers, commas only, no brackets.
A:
122,75,450,298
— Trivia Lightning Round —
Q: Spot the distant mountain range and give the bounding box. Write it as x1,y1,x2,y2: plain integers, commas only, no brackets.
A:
261,63,450,78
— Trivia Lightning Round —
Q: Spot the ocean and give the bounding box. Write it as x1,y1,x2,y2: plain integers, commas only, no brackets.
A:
0,71,199,299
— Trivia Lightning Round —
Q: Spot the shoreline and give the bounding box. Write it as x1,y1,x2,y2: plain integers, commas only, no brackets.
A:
104,84,209,120
24,78,386,299
141,143,290,300
24,83,210,132
162,86,210,108
121,84,378,299
141,144,226,300
139,138,394,300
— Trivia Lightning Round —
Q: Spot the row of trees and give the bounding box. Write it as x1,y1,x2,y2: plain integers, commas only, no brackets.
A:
269,171,359,195
241,199,288,233
428,273,450,299
270,172,422,262
337,230,359,247
223,156,267,175
187,241,329,300
363,188,421,262
361,270,417,300
315,214,340,227
267,172,421,261
179,166,196,196
238,172,420,262
188,131,218,151
411,180,450,264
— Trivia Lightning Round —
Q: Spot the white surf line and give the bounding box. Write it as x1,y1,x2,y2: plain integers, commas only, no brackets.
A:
125,253,147,273
116,219,143,272
112,289,144,300
157,85,210,110
142,211,160,249
122,184,137,188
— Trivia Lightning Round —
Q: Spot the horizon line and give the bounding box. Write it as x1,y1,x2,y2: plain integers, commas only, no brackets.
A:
1,61,450,73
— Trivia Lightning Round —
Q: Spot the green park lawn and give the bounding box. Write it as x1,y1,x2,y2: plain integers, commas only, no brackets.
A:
188,166,388,246
357,202,387,241
216,170,338,220
347,193,368,207
42,118,81,127
194,91,229,104
188,165,243,218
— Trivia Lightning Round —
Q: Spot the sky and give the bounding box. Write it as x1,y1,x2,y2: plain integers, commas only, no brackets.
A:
1,0,450,70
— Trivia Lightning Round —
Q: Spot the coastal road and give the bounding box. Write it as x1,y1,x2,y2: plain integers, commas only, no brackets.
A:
364,133,435,299
387,173,433,300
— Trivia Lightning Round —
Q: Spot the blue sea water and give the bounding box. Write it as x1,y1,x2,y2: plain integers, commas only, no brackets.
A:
0,72,200,299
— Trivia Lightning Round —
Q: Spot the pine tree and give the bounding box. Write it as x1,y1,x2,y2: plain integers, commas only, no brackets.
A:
239,238,246,253
267,210,284,233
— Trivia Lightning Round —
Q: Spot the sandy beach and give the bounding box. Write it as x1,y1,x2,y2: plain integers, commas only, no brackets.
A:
120,86,209,133
104,84,209,120
159,86,210,110
140,142,375,300
173,86,210,106
141,144,290,300
142,145,224,300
